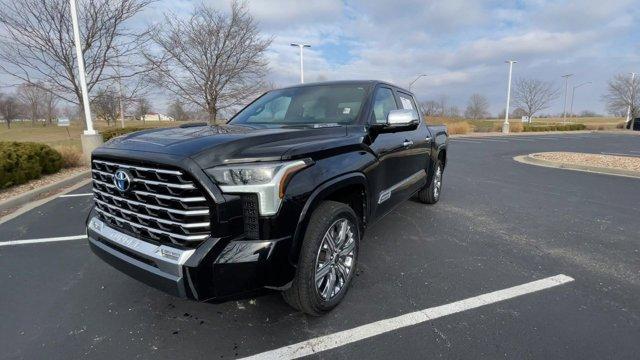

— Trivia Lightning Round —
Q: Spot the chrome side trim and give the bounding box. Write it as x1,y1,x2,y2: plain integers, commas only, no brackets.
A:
95,208,209,241
94,198,210,229
93,188,209,216
93,159,183,175
88,217,195,276
377,169,426,204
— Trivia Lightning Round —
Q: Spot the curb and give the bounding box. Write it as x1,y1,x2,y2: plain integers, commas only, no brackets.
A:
450,130,639,138
0,170,91,213
513,154,640,180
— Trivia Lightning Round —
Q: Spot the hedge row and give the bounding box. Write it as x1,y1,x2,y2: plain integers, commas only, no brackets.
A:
102,126,150,141
0,142,64,190
522,123,586,132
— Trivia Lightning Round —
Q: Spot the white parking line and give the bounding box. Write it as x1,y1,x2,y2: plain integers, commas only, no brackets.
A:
0,235,86,247
241,274,574,360
59,193,93,198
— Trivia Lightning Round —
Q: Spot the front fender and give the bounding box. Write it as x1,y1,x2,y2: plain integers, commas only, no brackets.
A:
289,172,369,265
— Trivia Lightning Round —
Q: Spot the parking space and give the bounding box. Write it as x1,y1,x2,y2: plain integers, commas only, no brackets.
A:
1,132,639,359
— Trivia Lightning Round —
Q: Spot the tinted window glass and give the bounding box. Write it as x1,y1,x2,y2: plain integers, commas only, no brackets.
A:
398,92,416,111
231,85,367,125
372,88,398,124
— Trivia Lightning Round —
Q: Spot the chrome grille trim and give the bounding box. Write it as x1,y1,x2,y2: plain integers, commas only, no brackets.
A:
93,179,207,202
93,159,183,175
93,188,209,216
95,208,209,241
91,158,212,247
94,198,210,229
91,169,195,189
133,190,206,203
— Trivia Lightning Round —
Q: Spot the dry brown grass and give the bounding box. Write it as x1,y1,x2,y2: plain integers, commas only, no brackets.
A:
54,145,83,168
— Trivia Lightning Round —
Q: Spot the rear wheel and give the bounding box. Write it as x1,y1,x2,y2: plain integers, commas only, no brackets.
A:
283,201,359,316
418,159,443,204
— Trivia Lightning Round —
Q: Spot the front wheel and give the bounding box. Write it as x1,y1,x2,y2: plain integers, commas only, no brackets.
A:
282,201,359,316
418,159,443,204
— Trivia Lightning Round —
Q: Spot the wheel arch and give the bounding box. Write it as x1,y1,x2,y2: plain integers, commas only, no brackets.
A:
289,173,369,265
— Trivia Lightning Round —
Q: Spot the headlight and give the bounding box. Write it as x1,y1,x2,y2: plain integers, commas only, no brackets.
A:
206,160,309,216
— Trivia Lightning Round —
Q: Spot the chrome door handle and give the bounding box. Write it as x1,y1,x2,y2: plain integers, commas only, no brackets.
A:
403,140,414,147
425,137,432,143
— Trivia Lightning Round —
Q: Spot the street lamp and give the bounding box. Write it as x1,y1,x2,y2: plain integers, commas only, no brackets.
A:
290,43,311,83
409,74,427,90
561,74,573,124
503,60,516,133
626,72,637,126
70,0,102,162
569,81,591,116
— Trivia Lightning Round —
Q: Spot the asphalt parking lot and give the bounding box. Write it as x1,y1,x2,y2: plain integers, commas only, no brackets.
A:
2,132,639,359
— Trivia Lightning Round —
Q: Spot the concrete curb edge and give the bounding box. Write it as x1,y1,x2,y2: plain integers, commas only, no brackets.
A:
513,154,640,180
0,170,91,213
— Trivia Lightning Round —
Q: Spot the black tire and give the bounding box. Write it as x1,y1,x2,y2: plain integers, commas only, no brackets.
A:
418,159,443,204
283,201,360,316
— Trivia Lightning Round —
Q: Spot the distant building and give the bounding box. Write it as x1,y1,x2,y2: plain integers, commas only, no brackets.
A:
141,113,174,122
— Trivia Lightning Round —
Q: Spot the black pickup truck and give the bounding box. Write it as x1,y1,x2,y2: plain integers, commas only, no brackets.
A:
86,80,448,315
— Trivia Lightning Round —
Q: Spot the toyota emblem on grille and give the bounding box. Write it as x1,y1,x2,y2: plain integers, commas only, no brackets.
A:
113,169,132,192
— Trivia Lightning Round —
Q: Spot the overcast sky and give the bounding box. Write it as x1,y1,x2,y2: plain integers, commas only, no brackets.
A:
141,0,639,116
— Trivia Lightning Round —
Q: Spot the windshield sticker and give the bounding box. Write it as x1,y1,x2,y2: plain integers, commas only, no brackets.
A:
342,107,351,114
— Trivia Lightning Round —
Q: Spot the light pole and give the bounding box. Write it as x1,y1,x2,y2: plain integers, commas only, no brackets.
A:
561,74,573,124
570,81,591,117
409,74,427,90
290,43,310,83
503,60,516,133
626,72,637,126
70,0,102,162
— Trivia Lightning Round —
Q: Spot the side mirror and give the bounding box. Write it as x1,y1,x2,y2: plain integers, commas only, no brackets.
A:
387,109,419,127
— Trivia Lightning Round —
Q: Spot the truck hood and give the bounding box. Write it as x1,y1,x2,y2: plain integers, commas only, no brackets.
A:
101,124,364,167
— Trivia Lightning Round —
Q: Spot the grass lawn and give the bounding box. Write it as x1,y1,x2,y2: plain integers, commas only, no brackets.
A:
427,116,625,134
0,120,178,149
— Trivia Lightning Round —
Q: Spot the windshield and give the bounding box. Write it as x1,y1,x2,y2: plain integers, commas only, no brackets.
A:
230,84,368,126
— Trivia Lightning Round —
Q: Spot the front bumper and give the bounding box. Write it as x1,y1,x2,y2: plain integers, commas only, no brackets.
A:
87,214,295,301
88,217,195,298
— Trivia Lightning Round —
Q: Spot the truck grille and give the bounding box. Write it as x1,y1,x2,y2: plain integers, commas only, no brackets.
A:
91,158,211,248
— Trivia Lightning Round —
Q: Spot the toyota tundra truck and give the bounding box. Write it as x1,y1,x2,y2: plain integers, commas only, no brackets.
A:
86,80,448,315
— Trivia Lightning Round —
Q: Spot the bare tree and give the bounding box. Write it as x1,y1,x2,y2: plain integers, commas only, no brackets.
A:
0,0,151,116
0,94,21,128
168,99,188,121
146,1,272,124
134,97,151,121
603,73,639,124
16,83,42,124
419,100,441,117
42,90,58,124
464,93,490,120
512,78,559,119
92,88,119,126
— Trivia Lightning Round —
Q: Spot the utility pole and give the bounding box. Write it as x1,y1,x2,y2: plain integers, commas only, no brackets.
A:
409,74,427,90
503,60,516,133
561,74,573,124
626,72,637,126
290,43,310,83
70,0,103,162
570,81,591,116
